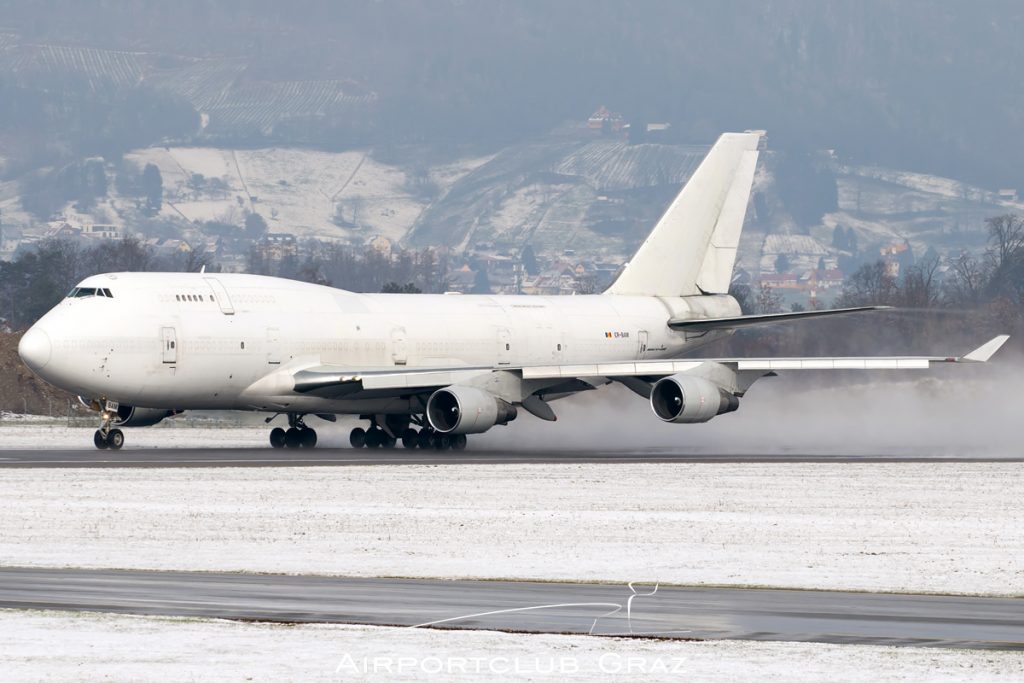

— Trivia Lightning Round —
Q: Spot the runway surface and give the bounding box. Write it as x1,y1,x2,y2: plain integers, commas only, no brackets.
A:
0,567,1020,649
1,447,1022,467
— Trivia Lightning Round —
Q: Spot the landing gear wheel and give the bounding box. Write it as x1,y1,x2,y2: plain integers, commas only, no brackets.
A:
284,427,302,449
269,427,286,449
417,429,433,449
451,434,468,451
105,428,124,450
94,430,109,450
300,428,318,449
365,428,382,449
381,434,397,449
349,427,366,449
432,433,451,450
401,428,419,449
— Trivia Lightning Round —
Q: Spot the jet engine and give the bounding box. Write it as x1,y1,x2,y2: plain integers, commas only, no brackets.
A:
649,374,739,423
426,386,517,434
113,405,178,427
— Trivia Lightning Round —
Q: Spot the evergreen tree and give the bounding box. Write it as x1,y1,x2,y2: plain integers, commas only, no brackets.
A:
141,163,162,214
775,253,791,273
244,212,268,239
520,244,539,276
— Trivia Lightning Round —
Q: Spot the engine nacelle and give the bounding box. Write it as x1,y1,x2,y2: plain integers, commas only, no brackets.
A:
426,386,517,434
650,374,739,424
113,405,177,427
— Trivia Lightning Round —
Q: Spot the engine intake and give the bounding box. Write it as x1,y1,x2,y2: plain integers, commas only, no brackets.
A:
650,374,739,424
113,405,178,427
426,386,517,434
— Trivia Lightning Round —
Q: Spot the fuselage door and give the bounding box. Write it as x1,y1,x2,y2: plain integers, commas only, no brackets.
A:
497,327,511,366
638,330,649,359
267,327,281,365
161,327,177,364
204,277,235,315
391,327,407,366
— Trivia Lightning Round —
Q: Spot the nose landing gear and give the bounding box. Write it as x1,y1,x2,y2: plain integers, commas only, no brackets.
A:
92,406,124,450
269,414,317,449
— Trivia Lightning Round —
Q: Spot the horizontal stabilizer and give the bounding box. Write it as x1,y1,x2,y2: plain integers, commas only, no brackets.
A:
668,306,889,332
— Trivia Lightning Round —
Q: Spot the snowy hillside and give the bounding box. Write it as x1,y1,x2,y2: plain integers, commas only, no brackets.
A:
3,138,1022,275
123,147,491,243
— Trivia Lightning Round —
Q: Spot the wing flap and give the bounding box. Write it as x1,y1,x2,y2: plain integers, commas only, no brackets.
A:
735,358,931,370
292,365,491,395
522,361,702,380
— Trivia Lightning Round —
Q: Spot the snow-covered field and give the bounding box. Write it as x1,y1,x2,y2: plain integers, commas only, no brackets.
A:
124,146,490,242
1,610,1020,683
0,461,1020,595
0,423,271,449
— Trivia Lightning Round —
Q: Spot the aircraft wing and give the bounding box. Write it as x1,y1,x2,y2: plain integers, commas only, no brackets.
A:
667,305,888,332
285,335,1008,401
520,334,1009,379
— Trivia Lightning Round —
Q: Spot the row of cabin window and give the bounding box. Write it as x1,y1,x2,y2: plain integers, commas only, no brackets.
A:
67,287,113,298
176,294,215,303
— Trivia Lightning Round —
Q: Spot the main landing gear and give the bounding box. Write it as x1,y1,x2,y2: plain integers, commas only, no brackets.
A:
93,405,124,450
349,415,468,451
269,413,317,449
348,426,396,449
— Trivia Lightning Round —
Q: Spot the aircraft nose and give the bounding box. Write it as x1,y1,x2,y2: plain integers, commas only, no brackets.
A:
18,326,52,371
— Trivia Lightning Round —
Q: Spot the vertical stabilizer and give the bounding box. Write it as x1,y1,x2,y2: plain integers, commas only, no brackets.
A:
605,131,762,297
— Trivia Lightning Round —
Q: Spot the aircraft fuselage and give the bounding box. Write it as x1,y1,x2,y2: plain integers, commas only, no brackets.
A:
20,272,738,414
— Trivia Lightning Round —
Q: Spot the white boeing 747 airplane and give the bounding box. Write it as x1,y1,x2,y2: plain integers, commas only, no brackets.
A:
18,132,1008,450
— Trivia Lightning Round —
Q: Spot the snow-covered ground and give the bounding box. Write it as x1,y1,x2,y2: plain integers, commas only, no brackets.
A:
1,610,1020,683
122,146,491,243
0,423,271,449
0,461,1020,595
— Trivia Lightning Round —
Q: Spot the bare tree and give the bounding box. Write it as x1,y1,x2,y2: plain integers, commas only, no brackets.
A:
835,261,897,307
986,215,1024,268
180,247,214,273
985,214,1024,300
943,252,985,307
755,282,783,313
897,254,941,309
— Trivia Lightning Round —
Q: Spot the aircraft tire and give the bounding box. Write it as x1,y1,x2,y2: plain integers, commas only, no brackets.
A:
365,428,382,449
106,428,125,450
269,427,286,449
300,428,318,448
432,433,451,450
94,430,109,450
401,428,419,449
417,429,432,449
451,434,468,451
349,427,366,449
284,427,302,449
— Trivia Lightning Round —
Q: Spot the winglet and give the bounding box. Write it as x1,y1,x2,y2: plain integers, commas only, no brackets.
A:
962,335,1010,362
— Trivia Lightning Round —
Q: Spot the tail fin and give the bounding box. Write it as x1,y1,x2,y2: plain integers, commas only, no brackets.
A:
605,131,762,297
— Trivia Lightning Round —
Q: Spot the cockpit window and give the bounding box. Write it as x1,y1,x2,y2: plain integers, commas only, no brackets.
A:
66,287,112,299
